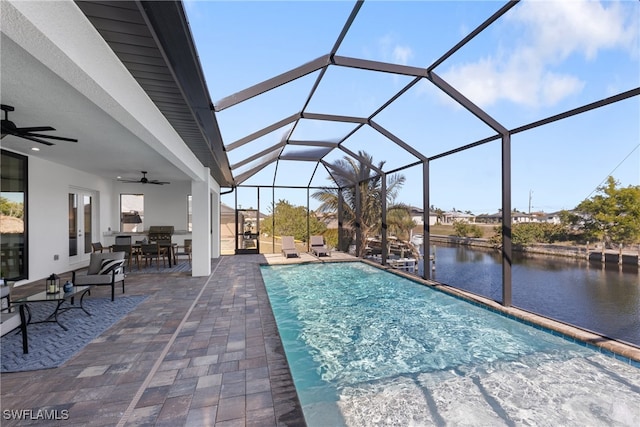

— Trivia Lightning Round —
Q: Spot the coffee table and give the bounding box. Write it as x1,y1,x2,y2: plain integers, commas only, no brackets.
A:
13,286,91,331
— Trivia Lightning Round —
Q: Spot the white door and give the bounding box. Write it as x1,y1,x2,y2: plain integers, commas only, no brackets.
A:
69,189,96,264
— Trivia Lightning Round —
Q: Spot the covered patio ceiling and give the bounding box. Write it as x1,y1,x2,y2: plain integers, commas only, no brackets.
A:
1,0,232,187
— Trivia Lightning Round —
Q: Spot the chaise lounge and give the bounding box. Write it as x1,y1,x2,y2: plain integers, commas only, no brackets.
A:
310,235,330,257
281,236,300,258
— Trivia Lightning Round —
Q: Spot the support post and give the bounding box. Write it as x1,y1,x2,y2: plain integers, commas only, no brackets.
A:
586,241,589,260
307,187,310,252
422,161,430,280
501,133,512,307
381,173,387,266
338,189,344,252
355,182,362,257
256,188,261,254
619,244,623,266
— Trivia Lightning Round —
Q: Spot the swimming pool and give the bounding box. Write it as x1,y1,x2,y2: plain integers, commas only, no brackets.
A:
261,262,640,426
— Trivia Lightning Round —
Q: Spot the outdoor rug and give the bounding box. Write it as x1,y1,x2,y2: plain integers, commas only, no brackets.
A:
1,295,147,373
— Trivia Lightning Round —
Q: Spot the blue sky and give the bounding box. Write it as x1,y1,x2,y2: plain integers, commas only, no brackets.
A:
185,0,639,215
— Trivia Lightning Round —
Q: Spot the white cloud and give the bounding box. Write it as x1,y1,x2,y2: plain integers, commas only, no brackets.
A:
512,0,639,61
378,34,414,65
393,46,414,65
440,0,638,109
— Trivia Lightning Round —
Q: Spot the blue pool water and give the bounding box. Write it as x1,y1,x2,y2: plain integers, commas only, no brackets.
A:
261,262,640,426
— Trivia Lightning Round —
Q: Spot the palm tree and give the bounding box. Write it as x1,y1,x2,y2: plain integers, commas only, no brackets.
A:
387,204,416,241
312,150,405,257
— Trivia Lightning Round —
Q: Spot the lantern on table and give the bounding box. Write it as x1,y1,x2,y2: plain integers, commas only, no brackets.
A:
46,273,60,294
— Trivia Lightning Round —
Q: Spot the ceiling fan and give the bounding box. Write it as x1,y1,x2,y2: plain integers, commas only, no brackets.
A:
1,104,78,146
118,171,170,185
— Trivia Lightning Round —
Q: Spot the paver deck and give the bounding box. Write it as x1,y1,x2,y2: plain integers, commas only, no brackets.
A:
1,253,353,426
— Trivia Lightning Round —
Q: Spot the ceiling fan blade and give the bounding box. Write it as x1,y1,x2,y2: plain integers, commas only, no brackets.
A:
26,133,78,142
11,133,55,146
15,126,56,132
119,172,170,185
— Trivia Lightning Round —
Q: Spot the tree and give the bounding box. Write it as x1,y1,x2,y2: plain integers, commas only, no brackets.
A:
575,176,640,246
0,197,23,219
387,204,416,241
261,199,326,242
312,151,405,257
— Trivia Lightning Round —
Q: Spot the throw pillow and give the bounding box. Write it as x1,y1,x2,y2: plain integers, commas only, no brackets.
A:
99,259,125,275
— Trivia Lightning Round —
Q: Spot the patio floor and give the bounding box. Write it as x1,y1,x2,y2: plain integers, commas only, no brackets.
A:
0,252,354,426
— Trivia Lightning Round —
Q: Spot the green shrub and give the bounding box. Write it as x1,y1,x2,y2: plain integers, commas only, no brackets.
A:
491,222,573,247
453,220,483,238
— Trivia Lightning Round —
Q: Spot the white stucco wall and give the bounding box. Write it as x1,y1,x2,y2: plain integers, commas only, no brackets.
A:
26,155,113,283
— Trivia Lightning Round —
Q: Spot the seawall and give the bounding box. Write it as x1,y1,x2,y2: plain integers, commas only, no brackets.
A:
428,235,640,266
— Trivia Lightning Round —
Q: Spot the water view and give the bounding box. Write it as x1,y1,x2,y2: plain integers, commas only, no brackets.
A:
419,245,640,346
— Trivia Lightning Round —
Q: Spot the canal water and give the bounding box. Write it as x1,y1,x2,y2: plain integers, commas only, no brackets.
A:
417,245,640,347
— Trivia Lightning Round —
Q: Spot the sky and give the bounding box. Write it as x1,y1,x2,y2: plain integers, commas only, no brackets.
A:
184,0,640,215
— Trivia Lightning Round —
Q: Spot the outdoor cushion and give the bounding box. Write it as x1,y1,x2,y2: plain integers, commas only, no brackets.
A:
87,251,125,274
99,259,125,275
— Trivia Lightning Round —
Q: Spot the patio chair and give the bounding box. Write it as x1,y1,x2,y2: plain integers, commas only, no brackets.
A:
174,239,192,265
310,235,330,257
91,242,105,253
140,242,167,269
72,251,126,301
0,285,28,353
112,243,139,270
281,236,300,258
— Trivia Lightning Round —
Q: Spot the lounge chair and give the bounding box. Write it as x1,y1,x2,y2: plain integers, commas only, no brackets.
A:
310,235,330,257
72,251,126,301
0,285,28,353
281,236,300,258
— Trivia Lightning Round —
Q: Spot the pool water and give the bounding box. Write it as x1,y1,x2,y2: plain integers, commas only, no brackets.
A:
261,262,640,426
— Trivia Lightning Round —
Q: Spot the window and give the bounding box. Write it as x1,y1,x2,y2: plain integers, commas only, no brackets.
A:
187,195,192,232
0,150,28,280
120,194,144,232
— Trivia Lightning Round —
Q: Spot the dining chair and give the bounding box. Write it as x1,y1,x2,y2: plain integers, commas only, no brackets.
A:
174,239,192,265
140,242,166,269
91,242,105,253
111,243,139,270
